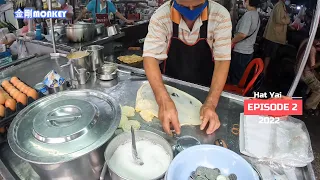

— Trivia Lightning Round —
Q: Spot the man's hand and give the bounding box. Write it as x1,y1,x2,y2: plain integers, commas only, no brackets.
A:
125,19,135,24
200,100,220,134
158,97,181,135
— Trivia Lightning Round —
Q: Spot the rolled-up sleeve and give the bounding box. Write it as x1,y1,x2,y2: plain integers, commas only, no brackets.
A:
143,13,169,60
212,8,232,61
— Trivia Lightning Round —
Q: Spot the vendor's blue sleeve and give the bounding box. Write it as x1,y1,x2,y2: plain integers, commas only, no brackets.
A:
86,0,95,12
108,2,117,13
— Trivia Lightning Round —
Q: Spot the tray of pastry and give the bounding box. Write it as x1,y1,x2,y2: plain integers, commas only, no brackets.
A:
116,48,143,68
0,77,45,127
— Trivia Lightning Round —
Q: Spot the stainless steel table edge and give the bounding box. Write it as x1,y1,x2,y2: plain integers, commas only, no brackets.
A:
0,55,36,71
0,158,15,180
0,55,51,79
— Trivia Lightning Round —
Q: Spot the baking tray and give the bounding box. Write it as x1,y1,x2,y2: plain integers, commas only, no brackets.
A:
0,78,45,128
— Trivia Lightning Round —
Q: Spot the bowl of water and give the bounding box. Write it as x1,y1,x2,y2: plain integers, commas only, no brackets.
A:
165,145,259,180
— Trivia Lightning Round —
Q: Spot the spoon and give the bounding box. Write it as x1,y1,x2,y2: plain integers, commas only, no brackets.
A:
131,126,144,165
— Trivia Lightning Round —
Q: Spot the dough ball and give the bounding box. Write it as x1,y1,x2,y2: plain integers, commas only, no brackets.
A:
139,110,154,122
119,115,128,128
121,105,135,117
122,120,141,132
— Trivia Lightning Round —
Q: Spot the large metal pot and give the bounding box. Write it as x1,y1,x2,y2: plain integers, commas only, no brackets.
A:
67,51,91,69
103,130,173,180
66,51,91,80
66,24,95,42
82,45,104,72
8,90,121,180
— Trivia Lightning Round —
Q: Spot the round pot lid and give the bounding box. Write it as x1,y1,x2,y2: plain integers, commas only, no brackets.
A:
8,90,121,164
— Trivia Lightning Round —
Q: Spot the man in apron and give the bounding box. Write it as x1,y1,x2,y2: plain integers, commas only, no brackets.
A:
74,0,134,24
143,0,232,135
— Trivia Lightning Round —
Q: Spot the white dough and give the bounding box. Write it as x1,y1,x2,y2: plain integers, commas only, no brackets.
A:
135,83,202,125
122,120,141,132
108,140,171,180
139,110,154,122
119,115,128,128
121,105,135,117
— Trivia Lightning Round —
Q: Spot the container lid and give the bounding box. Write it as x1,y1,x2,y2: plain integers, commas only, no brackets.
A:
8,90,121,164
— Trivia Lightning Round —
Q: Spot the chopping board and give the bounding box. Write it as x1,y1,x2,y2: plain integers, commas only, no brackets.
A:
135,83,202,125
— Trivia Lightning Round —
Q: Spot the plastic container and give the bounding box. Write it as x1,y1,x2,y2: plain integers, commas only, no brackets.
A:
0,50,12,66
35,24,42,40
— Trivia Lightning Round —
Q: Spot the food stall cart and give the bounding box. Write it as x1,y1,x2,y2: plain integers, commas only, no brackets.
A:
0,54,316,180
0,0,318,179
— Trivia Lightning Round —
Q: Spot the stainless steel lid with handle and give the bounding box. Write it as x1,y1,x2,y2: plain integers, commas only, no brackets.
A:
8,89,121,164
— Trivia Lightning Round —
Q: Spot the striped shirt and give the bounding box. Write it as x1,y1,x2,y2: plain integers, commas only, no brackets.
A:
143,0,232,61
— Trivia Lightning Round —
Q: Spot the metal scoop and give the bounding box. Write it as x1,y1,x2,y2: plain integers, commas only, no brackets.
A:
131,126,144,165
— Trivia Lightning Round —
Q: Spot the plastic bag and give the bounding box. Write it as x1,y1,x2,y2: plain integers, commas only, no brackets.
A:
240,115,314,167
271,119,313,167
243,156,299,180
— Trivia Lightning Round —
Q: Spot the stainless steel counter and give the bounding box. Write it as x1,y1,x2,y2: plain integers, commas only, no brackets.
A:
0,55,316,180
27,33,125,52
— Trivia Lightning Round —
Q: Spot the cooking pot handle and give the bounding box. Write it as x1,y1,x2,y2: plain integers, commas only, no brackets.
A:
60,61,71,68
99,161,108,180
47,114,81,127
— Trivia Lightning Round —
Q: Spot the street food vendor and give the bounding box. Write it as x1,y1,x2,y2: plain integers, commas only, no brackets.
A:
74,0,134,24
143,0,232,135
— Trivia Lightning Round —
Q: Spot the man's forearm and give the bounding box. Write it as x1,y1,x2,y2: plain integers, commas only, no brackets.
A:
115,12,128,22
206,61,230,108
232,33,246,44
144,57,170,104
75,10,86,21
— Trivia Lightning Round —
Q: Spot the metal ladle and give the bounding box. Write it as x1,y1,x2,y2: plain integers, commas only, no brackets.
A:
131,126,144,165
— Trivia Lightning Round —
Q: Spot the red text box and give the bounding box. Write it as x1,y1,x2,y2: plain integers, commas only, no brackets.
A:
244,99,303,116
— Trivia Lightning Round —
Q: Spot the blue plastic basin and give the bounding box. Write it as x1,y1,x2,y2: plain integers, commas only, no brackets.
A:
166,145,259,180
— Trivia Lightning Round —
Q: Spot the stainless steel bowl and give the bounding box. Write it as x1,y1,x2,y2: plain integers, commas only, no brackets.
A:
100,63,118,74
96,63,118,81
103,130,173,180
66,24,95,42
97,71,117,81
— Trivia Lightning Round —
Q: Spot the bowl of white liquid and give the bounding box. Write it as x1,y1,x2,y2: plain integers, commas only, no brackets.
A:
104,130,173,180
